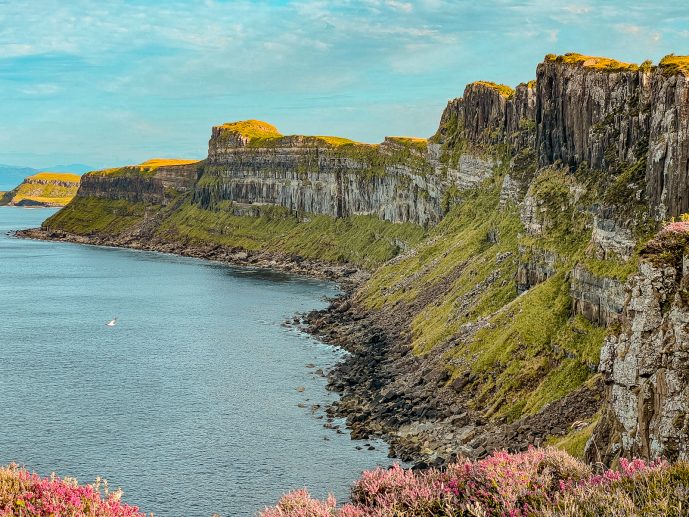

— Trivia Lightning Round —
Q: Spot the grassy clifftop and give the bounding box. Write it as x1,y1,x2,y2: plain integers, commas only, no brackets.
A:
88,158,199,177
545,52,641,72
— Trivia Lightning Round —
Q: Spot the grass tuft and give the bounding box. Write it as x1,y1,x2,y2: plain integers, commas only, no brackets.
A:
472,80,515,98
658,54,689,76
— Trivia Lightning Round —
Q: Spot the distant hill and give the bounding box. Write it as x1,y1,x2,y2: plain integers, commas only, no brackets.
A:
0,172,81,207
0,165,38,190
0,163,93,190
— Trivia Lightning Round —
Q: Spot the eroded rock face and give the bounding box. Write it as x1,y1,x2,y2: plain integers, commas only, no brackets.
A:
589,258,689,463
570,264,625,326
516,246,557,293
646,71,689,219
536,61,652,170
588,210,636,261
79,162,202,205
200,136,446,226
436,81,536,151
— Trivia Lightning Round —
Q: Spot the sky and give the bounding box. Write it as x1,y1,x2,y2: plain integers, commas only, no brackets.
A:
0,0,688,169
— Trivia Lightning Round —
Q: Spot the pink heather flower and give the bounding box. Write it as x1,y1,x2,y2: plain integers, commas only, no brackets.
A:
261,448,677,517
663,221,689,234
0,465,145,517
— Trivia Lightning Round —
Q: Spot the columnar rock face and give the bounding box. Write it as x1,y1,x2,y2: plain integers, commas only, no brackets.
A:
199,128,448,226
516,246,557,293
436,81,536,151
78,161,202,205
535,58,652,170
533,56,689,219
646,70,689,218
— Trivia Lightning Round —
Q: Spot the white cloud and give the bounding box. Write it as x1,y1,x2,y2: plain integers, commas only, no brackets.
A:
562,5,591,15
19,84,60,96
617,24,642,35
385,0,413,12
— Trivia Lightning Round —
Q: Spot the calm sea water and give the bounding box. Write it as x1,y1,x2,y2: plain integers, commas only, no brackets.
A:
0,207,393,517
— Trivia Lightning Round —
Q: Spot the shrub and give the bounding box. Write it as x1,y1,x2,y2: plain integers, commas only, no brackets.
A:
261,449,678,517
0,464,144,517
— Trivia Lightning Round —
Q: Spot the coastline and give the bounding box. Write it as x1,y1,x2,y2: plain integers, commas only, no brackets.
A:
15,227,369,285
15,227,439,463
15,227,602,467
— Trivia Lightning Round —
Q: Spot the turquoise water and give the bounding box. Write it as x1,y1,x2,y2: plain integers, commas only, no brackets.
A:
0,207,392,517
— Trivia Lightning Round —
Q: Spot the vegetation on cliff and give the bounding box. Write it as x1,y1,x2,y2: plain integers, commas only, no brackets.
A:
658,54,689,76
44,197,149,235
157,201,426,268
0,172,80,207
262,448,689,516
43,196,425,269
472,80,515,98
544,53,640,72
217,119,362,148
219,119,282,139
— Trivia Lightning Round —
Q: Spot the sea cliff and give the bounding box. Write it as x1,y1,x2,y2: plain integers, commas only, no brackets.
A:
23,53,689,467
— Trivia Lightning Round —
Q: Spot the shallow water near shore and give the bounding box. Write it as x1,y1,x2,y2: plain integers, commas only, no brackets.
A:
0,207,393,517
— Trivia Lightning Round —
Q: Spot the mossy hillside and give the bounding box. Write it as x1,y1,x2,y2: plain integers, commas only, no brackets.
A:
155,201,426,268
360,157,624,424
359,171,516,312
43,196,150,235
547,413,601,459
461,275,607,422
520,167,594,256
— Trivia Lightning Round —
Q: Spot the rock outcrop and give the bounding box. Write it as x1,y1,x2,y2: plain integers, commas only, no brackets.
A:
589,229,689,463
570,264,625,326
646,65,689,218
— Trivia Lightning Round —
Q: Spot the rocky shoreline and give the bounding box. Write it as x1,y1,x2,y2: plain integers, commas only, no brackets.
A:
14,228,368,285
16,227,602,467
302,293,604,467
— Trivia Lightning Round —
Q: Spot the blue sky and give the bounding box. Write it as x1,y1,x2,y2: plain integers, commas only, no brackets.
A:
1,0,687,169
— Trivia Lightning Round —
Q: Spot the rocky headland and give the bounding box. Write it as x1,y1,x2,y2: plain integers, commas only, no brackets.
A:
20,53,689,468
1,172,81,207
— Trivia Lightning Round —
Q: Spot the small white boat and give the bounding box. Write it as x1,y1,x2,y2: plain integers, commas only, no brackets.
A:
105,318,118,327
